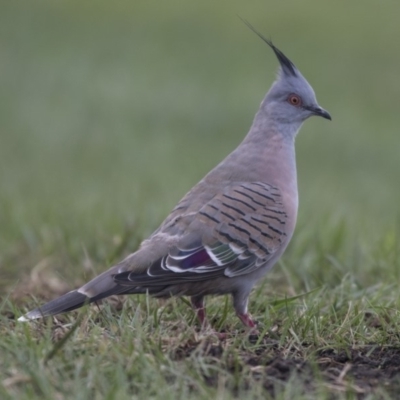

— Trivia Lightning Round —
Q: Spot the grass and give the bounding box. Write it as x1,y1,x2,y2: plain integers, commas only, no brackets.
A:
1,0,400,398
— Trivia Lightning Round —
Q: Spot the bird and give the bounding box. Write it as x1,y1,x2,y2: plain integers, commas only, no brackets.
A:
18,26,331,330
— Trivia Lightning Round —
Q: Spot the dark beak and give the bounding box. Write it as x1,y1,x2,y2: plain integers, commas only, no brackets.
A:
312,106,332,120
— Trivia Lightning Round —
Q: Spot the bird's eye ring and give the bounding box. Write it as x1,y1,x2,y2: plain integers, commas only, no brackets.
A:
288,94,302,107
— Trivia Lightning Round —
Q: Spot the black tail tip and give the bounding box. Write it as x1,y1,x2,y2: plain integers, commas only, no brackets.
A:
18,290,89,321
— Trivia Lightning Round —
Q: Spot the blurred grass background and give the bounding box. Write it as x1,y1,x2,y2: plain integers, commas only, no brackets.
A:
1,0,399,293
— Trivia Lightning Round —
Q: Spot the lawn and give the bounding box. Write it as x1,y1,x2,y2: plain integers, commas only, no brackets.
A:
1,1,400,398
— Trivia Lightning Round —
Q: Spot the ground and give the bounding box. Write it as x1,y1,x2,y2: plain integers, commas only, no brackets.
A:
3,271,400,399
173,340,400,397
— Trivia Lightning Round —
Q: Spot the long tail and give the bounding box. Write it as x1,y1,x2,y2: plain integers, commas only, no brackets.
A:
18,265,129,321
18,290,92,321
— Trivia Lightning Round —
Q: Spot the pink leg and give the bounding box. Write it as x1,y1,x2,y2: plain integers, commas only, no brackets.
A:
190,296,228,339
190,296,207,327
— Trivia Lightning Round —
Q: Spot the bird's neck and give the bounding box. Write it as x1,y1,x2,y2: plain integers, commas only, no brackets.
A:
248,108,304,141
241,120,298,191
206,112,299,192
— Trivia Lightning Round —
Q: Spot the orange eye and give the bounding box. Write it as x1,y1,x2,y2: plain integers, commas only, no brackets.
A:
288,94,302,107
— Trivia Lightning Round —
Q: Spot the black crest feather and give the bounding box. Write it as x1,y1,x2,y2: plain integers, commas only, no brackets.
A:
239,17,298,77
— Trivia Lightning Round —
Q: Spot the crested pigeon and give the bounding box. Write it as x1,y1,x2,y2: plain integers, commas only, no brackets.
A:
18,29,331,329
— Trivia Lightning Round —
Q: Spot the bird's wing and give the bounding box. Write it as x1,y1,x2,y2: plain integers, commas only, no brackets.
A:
114,181,288,286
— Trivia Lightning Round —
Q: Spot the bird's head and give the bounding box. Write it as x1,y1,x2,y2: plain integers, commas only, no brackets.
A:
264,42,331,124
242,20,331,127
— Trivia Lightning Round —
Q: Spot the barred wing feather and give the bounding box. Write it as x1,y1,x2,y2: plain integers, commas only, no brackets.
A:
114,182,288,285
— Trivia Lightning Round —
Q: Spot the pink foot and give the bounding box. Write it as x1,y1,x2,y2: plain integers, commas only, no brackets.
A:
190,297,227,339
238,313,259,334
238,313,255,328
